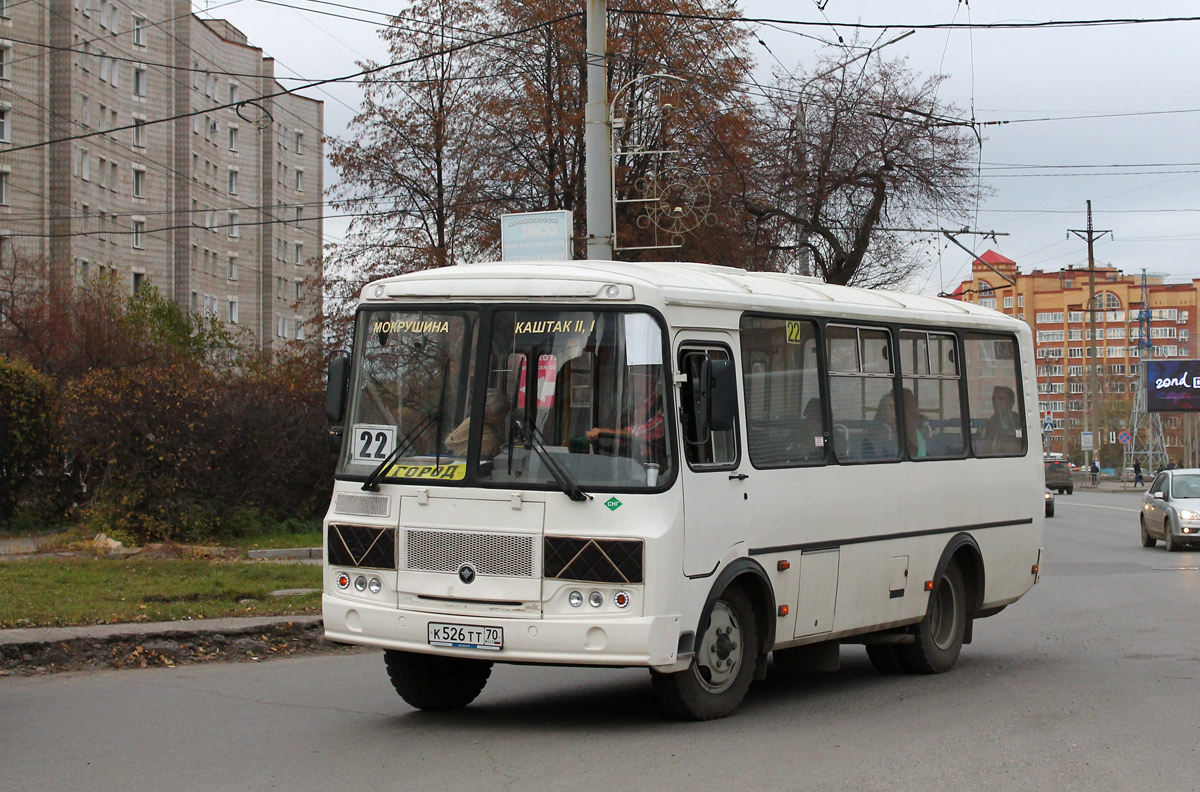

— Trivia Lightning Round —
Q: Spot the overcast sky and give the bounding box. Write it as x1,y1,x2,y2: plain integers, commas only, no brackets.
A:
193,0,1200,294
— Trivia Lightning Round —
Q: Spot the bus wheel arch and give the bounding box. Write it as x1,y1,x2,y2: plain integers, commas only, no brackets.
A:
900,534,981,673
651,559,774,720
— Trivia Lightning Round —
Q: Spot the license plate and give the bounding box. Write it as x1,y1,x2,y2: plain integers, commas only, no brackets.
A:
427,622,503,651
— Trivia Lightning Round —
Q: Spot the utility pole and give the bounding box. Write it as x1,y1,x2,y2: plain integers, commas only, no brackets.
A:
584,0,612,260
1069,200,1112,467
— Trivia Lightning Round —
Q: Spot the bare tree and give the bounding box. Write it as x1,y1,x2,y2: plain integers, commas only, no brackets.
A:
744,52,983,287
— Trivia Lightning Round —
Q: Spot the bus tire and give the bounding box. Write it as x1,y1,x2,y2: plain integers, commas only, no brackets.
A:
866,644,906,673
900,559,967,674
383,649,492,711
651,586,758,720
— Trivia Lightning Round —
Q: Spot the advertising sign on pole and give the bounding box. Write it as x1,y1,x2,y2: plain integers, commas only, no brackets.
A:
501,211,574,261
1081,431,1094,451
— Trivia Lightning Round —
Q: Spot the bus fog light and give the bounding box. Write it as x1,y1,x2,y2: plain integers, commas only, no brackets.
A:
589,591,604,608
336,573,350,589
354,575,367,591
614,591,630,608
368,577,382,593
568,591,583,607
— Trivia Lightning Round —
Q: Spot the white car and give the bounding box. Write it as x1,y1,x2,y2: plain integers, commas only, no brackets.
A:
1141,469,1200,551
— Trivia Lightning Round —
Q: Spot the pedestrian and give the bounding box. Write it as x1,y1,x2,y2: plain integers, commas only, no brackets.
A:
1134,460,1143,486
1091,460,1100,485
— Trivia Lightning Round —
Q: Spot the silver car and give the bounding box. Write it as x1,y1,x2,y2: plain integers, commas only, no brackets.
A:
1141,469,1200,551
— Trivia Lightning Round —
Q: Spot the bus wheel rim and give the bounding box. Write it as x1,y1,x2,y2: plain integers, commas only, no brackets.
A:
694,601,741,694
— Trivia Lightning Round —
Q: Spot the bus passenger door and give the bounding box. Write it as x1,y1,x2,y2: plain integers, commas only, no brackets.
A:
676,340,749,577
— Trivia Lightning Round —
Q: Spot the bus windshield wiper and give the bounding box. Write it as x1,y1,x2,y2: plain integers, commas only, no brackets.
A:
512,417,591,502
361,410,441,492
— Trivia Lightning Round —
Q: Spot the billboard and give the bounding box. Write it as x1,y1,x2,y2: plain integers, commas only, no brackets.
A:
1146,359,1200,411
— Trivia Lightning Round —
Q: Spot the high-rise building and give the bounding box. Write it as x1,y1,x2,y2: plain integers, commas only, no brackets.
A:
952,250,1198,462
0,0,323,350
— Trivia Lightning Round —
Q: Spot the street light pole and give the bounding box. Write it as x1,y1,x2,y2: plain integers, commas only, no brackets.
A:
584,0,612,260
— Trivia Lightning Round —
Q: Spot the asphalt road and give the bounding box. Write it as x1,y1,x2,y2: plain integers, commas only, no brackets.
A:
2,490,1198,792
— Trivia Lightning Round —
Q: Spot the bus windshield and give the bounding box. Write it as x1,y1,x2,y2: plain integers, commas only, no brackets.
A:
339,306,674,490
340,309,479,482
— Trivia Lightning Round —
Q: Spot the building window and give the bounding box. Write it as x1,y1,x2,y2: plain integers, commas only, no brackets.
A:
132,167,145,198
1004,296,1013,308
294,131,303,154
0,106,8,143
133,67,147,97
0,170,8,206
294,242,303,266
294,168,303,192
227,169,237,195
228,210,238,238
133,16,146,45
132,220,145,249
0,44,11,81
81,149,90,181
133,118,146,147
295,317,305,341
228,126,238,151
228,299,238,324
294,280,302,301
228,83,237,104
0,0,9,18
227,255,237,280
294,206,302,226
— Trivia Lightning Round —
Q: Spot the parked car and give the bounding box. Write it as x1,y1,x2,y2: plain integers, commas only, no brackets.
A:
1140,468,1200,551
1044,488,1055,518
1045,461,1073,495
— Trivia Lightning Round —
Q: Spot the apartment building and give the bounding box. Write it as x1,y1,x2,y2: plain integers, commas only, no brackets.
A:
952,250,1198,460
0,0,322,350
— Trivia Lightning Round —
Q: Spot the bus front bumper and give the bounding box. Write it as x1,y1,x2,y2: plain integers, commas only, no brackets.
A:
323,595,684,669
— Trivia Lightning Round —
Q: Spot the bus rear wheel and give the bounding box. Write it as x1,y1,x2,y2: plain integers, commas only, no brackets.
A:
383,650,493,711
652,586,758,720
899,559,967,674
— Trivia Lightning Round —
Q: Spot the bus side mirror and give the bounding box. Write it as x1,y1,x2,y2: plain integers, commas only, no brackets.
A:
707,359,737,431
325,352,350,424
695,358,736,434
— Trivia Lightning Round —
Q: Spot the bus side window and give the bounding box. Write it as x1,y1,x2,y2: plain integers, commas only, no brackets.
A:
679,347,738,469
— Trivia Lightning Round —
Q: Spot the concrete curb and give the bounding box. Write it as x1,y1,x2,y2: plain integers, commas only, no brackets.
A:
0,615,323,650
247,547,322,560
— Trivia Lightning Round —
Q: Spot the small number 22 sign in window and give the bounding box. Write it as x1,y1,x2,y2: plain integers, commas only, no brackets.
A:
351,424,397,463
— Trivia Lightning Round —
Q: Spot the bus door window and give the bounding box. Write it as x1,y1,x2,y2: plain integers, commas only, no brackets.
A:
679,346,738,469
964,333,1025,457
827,325,897,462
899,330,965,459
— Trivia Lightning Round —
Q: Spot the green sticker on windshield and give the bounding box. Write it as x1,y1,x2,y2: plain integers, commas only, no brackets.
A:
605,497,622,511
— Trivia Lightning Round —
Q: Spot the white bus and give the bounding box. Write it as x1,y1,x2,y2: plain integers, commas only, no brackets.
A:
322,260,1043,720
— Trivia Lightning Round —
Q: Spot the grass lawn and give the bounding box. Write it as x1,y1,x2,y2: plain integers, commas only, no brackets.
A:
0,557,322,628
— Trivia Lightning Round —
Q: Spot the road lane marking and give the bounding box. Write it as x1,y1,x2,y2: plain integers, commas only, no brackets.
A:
1057,501,1140,513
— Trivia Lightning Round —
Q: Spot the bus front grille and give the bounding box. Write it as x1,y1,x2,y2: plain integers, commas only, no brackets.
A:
403,529,537,578
327,525,397,570
543,537,644,584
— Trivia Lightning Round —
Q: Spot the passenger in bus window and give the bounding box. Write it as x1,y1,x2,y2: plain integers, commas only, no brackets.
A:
981,385,1020,454
901,388,927,458
445,390,510,457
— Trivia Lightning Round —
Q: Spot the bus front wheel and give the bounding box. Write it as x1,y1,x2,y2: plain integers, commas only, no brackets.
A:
383,650,493,711
651,586,758,720
900,559,967,674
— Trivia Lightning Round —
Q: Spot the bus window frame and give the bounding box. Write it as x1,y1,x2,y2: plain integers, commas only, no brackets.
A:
678,342,741,473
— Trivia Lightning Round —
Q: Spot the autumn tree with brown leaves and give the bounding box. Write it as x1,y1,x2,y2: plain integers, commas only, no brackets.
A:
744,52,982,287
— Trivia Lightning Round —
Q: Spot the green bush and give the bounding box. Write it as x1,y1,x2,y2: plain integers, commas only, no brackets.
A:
0,358,59,522
62,355,333,544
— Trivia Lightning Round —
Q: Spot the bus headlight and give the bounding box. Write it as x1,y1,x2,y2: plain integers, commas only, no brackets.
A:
588,591,604,608
368,577,382,594
568,591,583,608
354,575,367,591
